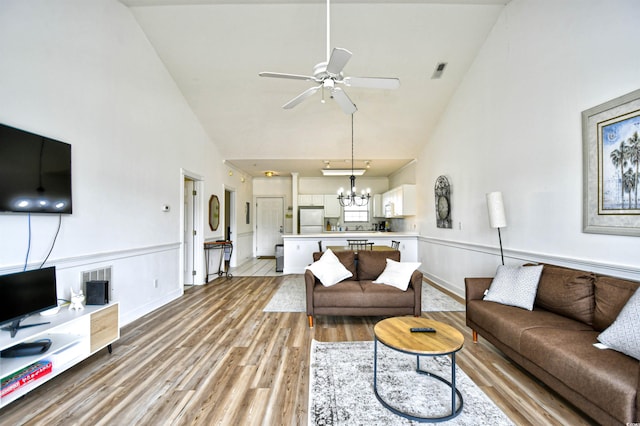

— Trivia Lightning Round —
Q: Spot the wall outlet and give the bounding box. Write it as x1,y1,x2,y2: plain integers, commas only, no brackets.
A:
153,278,158,288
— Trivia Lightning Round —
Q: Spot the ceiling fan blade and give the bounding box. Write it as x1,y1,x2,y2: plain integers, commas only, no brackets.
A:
326,48,352,76
330,87,357,115
282,85,321,109
259,72,316,81
342,76,400,90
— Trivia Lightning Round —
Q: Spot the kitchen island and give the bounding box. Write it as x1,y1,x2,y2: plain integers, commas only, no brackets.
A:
282,232,418,274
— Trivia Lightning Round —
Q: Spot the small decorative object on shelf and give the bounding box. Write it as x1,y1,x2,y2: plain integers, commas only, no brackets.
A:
69,288,85,311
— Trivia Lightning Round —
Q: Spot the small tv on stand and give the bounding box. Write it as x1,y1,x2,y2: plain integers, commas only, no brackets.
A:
0,267,58,338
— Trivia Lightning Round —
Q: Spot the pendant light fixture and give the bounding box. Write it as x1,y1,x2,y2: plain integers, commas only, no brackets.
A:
337,113,370,207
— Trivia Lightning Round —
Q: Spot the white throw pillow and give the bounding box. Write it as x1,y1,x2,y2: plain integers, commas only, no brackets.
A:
597,288,640,361
373,258,421,291
483,264,543,310
305,248,353,287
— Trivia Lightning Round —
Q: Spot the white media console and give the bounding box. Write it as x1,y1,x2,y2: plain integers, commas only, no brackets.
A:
0,303,119,408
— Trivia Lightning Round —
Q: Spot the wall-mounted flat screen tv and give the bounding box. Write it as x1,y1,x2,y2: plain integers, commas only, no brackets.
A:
0,122,72,214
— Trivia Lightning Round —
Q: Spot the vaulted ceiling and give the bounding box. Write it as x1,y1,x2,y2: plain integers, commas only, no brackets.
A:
120,0,509,177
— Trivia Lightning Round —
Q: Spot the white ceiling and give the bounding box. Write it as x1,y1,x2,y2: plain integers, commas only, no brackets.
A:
121,0,509,177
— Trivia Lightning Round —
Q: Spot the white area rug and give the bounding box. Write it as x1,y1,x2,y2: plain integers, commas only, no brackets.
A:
263,275,307,312
309,340,514,426
263,275,465,313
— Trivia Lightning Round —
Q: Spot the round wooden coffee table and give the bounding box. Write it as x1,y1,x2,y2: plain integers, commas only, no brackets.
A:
373,317,464,422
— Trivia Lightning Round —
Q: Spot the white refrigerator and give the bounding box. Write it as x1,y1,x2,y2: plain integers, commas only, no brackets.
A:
299,207,324,234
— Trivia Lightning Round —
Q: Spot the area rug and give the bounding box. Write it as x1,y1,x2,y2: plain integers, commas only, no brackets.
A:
263,275,306,312
309,340,514,426
263,276,465,313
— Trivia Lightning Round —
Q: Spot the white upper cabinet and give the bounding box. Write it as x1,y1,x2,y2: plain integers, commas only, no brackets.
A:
298,194,324,206
372,194,385,218
323,194,341,218
383,184,416,217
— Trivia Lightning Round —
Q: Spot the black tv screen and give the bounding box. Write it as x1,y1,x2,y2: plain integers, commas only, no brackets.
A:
0,267,58,337
0,122,72,214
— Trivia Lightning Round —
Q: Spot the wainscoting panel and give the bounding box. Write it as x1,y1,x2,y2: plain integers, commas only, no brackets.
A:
419,236,640,298
3,243,182,327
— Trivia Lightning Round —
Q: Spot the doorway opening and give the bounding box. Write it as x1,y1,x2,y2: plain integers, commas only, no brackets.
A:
224,187,236,267
181,170,204,288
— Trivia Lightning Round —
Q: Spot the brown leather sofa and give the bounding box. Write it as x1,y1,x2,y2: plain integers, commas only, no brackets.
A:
305,250,422,327
465,264,639,425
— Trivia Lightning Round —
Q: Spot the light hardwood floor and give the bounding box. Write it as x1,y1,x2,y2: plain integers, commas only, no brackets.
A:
0,262,595,425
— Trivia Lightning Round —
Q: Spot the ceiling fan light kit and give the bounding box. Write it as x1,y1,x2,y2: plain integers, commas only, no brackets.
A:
258,0,399,115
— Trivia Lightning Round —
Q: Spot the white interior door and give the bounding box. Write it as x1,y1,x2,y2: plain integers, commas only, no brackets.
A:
256,197,284,257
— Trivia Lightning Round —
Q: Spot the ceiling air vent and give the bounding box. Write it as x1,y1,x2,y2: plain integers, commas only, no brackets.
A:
431,62,447,79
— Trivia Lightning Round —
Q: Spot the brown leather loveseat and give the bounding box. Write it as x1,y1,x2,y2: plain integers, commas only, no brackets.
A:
466,264,639,425
305,250,422,327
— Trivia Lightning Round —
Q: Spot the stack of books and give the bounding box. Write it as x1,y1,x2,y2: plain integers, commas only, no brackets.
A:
1,360,53,398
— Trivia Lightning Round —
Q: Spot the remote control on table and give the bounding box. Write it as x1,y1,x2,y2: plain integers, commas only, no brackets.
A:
410,327,436,333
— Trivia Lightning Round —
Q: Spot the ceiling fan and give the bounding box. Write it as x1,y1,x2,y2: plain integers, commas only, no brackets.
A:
258,0,400,115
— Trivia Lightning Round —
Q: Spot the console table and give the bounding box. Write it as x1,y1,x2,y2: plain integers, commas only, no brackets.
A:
0,303,120,408
204,240,233,280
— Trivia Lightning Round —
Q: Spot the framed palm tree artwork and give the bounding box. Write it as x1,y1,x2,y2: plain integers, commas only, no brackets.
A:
582,88,640,236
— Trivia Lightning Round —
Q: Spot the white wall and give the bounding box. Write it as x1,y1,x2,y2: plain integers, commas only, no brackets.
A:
0,0,224,325
417,0,640,296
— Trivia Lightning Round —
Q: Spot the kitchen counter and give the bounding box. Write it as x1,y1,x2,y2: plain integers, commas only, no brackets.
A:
283,231,418,238
281,232,419,274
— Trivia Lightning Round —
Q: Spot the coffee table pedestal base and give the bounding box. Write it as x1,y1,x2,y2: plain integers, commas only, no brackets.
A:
373,338,464,423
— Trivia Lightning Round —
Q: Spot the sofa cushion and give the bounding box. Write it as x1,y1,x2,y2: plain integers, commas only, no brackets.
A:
373,258,421,291
306,249,353,287
357,250,400,281
313,250,357,281
593,275,640,331
312,280,414,308
534,264,595,326
521,327,639,422
598,288,640,361
483,264,543,310
467,300,592,352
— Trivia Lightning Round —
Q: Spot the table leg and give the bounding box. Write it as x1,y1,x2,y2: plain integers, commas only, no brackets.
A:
374,343,464,422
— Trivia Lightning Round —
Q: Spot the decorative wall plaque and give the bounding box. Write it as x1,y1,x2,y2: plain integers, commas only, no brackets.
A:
435,175,452,229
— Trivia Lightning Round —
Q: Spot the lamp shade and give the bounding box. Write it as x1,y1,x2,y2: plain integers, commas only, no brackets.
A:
486,191,507,228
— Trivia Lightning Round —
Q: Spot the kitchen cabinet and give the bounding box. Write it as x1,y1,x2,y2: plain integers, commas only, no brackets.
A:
323,194,341,218
372,194,385,218
383,184,416,217
298,194,324,206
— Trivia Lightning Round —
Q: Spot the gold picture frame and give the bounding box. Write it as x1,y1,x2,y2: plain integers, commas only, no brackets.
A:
209,195,220,231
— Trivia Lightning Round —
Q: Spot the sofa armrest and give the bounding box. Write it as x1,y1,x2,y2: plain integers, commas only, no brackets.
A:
411,270,423,316
304,270,317,316
464,277,493,303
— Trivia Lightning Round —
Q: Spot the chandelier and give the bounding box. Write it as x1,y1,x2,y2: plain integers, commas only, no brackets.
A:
337,113,370,207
